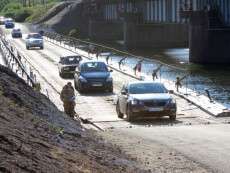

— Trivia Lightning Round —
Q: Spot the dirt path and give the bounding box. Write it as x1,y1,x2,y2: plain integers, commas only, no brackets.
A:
101,130,211,173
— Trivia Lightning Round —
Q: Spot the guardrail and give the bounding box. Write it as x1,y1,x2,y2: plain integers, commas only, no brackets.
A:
0,31,37,88
42,31,227,93
39,28,230,115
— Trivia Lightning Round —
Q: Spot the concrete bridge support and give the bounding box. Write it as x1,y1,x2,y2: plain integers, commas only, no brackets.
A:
189,11,230,64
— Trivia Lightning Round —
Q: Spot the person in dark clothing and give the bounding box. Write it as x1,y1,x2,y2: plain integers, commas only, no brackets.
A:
60,82,76,118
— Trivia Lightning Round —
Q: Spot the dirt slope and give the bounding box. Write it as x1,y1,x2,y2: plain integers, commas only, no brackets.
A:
36,1,73,24
0,65,146,173
39,0,88,36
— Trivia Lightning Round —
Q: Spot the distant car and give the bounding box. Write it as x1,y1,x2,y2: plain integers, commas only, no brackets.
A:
11,28,22,38
74,60,113,93
26,33,43,50
58,55,82,77
116,81,177,121
4,18,14,28
0,16,5,25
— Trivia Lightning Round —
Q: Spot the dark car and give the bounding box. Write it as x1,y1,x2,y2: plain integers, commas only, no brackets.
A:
58,55,82,77
11,28,22,38
116,81,177,122
74,61,113,93
4,19,14,28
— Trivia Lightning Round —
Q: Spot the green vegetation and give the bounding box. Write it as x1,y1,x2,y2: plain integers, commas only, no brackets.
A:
0,0,60,22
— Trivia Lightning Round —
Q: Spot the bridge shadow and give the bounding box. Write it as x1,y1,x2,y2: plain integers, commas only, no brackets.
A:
127,117,182,126
79,90,115,97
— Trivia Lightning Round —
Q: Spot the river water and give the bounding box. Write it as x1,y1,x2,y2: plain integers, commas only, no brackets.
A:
128,48,230,109
93,43,230,109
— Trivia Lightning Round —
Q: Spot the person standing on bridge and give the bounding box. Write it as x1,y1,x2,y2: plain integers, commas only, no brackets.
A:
118,56,126,70
60,82,76,118
175,77,182,92
106,54,110,64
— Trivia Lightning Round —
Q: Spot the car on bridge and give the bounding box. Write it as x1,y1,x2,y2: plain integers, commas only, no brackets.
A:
26,33,43,50
116,81,177,122
11,28,22,38
58,55,82,77
4,18,14,29
74,60,113,93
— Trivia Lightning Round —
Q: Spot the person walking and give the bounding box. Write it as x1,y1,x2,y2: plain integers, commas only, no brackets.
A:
133,59,143,76
60,82,76,118
175,77,182,92
118,57,126,70
152,70,158,80
106,54,110,64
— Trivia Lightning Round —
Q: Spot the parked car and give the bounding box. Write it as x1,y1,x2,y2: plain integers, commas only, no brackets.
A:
74,60,113,93
4,18,14,28
26,33,43,50
58,55,82,77
11,28,22,38
0,16,5,25
116,81,177,121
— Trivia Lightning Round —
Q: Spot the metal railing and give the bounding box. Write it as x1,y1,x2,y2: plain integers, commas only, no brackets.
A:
39,28,229,108
0,32,36,88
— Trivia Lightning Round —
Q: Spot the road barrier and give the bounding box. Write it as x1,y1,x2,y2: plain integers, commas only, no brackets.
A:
42,31,226,95
36,27,230,116
0,30,37,88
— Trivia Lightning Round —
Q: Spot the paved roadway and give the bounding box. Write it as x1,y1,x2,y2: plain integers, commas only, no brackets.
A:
2,23,230,173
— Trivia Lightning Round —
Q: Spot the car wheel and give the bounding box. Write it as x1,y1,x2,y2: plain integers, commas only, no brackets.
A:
78,84,84,93
26,46,30,50
40,46,44,50
116,101,124,119
126,105,134,122
169,113,176,121
108,86,113,93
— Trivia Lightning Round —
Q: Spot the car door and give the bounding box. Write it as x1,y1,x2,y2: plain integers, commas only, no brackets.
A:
119,84,128,114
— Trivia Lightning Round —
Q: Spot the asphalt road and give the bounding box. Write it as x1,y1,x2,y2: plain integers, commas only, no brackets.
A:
2,23,230,173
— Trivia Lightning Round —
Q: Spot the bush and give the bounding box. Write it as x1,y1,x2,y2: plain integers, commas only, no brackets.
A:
1,2,57,22
14,8,32,22
26,3,56,22
1,2,23,18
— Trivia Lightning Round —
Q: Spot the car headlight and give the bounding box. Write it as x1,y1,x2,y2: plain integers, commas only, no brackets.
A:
63,67,69,70
131,99,138,105
166,99,176,107
130,99,144,105
79,76,87,82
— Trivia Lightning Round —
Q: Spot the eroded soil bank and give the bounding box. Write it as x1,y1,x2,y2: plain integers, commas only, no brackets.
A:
0,65,146,173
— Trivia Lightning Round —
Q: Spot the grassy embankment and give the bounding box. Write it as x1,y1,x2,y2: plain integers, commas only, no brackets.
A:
0,0,59,22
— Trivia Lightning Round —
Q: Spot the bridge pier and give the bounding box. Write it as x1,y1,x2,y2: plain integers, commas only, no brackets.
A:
189,11,230,64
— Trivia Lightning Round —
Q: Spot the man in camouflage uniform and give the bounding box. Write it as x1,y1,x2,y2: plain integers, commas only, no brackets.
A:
60,82,76,118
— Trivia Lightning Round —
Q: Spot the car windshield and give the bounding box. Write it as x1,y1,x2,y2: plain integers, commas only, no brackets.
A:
61,56,81,65
6,19,12,22
129,83,167,94
81,62,108,72
28,34,42,39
